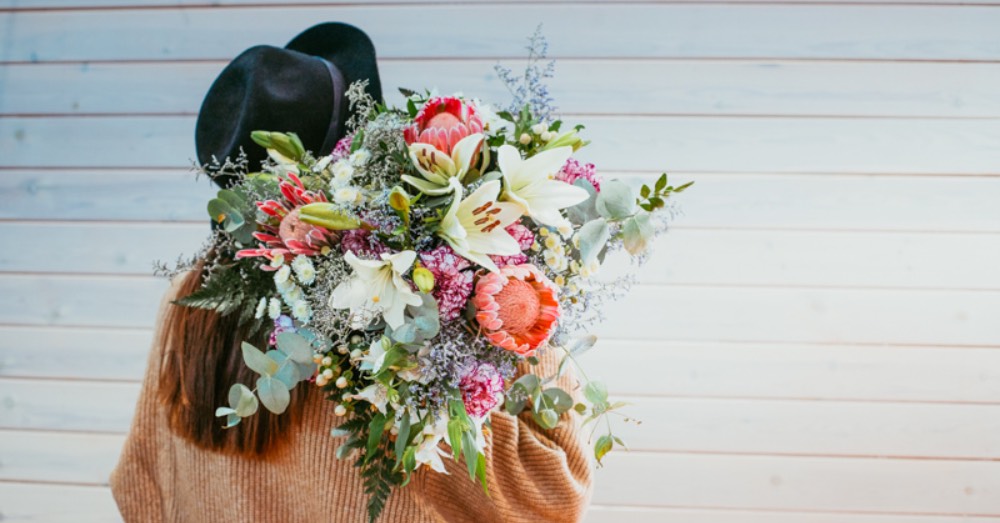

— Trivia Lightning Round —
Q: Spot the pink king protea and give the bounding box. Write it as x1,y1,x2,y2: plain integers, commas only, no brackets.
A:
404,97,484,156
236,173,338,267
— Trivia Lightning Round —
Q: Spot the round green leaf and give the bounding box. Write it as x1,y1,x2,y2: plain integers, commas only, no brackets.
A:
256,376,291,414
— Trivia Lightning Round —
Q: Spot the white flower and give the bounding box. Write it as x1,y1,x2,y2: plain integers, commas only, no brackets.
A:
267,297,281,319
544,249,568,272
438,179,523,273
269,253,285,268
358,339,387,373
330,160,354,188
351,383,390,415
350,149,371,166
281,284,303,306
314,154,334,173
471,99,508,135
329,250,423,329
292,300,312,323
497,144,589,229
254,297,267,319
531,123,547,135
402,133,487,196
414,416,451,474
333,186,363,206
274,265,291,285
543,234,560,250
291,255,316,285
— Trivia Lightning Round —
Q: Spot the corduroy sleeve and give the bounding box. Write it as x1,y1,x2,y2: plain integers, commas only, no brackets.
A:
414,348,595,523
108,274,186,522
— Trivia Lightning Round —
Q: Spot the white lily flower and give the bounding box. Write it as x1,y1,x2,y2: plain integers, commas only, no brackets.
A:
497,144,589,229
358,339,387,373
438,179,523,273
402,133,488,196
414,416,452,474
329,250,423,329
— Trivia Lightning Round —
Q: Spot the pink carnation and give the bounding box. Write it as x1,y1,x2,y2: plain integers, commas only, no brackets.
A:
459,362,505,419
340,228,388,258
490,224,534,268
556,158,602,192
331,134,353,160
419,245,474,322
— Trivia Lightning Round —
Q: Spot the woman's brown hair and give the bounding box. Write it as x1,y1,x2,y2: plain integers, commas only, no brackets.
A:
156,259,305,455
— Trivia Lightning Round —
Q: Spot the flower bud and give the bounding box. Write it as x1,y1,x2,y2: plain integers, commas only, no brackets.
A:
388,186,411,214
321,356,333,367
531,123,547,134
322,369,334,380
519,133,531,145
334,404,347,416
335,376,349,389
413,265,436,293
541,130,585,152
540,131,553,142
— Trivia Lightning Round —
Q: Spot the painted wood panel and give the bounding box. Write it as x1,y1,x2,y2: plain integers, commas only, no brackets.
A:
3,4,1000,62
7,224,1000,294
6,386,1000,459
5,171,999,233
3,275,999,345
6,115,1000,174
7,60,1000,118
5,329,1000,404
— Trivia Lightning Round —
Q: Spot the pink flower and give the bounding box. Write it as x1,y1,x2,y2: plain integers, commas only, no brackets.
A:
556,158,602,192
419,245,473,322
459,362,504,419
490,224,534,268
473,264,561,356
404,97,484,156
331,134,353,160
235,173,338,266
340,228,389,259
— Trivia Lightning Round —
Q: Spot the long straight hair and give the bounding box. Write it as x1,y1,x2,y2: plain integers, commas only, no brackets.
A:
157,259,305,455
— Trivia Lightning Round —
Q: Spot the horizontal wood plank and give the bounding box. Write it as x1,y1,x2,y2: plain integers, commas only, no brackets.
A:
6,224,999,292
7,60,1000,118
5,116,1000,174
3,170,999,232
3,5,1000,62
4,482,1000,523
5,378,1000,459
4,0,999,9
591,452,1000,514
0,484,122,523
587,505,1000,523
5,327,1000,404
3,274,996,345
0,429,123,484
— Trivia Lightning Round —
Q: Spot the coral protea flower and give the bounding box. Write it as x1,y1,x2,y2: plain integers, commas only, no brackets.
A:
236,173,338,265
459,362,504,419
473,264,560,356
404,96,484,156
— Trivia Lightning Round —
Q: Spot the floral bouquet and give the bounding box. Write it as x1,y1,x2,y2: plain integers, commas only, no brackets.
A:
179,37,690,522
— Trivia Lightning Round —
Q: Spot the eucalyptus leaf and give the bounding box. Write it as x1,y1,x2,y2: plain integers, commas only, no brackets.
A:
276,332,314,364
534,408,559,429
217,189,246,209
566,178,599,225
584,381,609,404
567,334,598,356
595,180,636,221
241,342,279,377
622,212,655,256
227,383,259,417
267,350,300,389
256,375,291,414
224,413,241,429
542,388,575,414
577,219,610,265
207,198,235,222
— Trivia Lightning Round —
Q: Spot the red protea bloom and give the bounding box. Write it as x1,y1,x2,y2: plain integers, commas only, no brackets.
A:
404,97,484,156
235,173,338,267
473,264,560,356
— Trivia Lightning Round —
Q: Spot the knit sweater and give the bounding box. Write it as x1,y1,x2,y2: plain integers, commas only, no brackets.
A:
109,274,594,522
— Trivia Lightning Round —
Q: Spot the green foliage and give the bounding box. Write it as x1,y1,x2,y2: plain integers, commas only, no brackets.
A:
334,408,404,523
577,219,610,265
637,173,693,213
386,294,441,346
298,202,362,230
596,180,637,221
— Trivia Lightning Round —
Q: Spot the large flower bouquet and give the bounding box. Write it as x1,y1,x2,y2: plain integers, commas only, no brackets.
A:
178,39,689,522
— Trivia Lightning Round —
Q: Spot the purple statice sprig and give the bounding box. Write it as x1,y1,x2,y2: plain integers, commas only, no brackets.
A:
494,24,557,122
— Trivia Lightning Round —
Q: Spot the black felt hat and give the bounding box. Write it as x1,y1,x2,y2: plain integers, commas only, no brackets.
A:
195,23,382,188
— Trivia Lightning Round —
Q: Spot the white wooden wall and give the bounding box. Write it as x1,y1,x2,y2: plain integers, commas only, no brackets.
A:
2,2,1000,522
